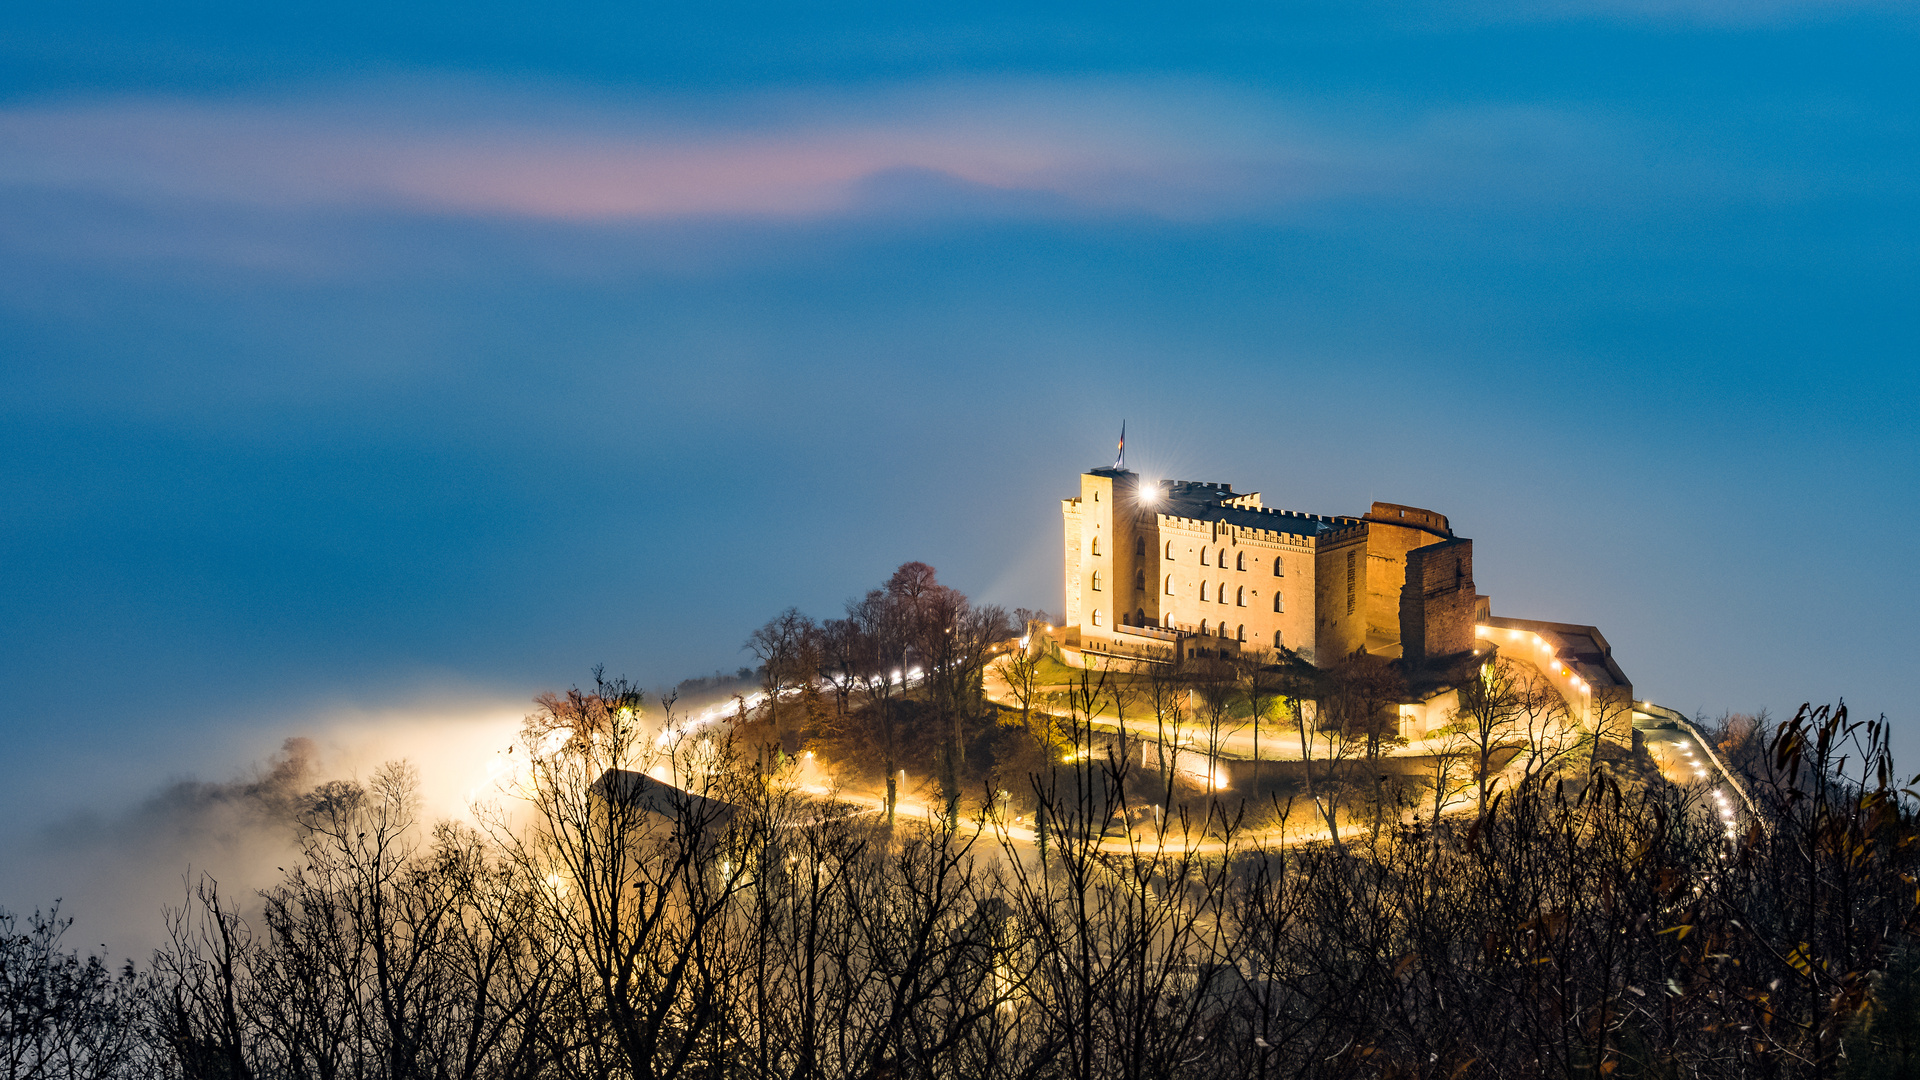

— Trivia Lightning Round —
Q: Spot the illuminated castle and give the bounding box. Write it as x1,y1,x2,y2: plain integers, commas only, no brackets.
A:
1059,465,1634,739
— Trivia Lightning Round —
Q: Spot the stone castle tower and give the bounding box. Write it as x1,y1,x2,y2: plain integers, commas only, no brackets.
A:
1059,463,1638,743
1061,467,1475,668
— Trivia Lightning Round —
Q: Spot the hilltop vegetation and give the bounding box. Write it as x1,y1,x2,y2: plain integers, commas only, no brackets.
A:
4,564,1918,1079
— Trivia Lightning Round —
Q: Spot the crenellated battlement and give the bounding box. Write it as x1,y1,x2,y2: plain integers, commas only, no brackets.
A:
1060,456,1631,747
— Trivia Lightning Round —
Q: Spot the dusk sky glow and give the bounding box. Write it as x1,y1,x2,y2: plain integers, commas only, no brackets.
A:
2,0,1916,930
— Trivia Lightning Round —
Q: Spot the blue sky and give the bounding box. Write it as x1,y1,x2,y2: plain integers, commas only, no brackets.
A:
2,0,1916,915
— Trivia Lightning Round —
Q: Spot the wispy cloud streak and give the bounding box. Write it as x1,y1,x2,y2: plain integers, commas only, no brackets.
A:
0,81,1614,224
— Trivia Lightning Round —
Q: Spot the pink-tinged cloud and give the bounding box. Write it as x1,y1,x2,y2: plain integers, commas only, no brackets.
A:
0,83,1404,223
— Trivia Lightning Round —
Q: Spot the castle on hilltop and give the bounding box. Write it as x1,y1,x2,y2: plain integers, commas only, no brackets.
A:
1059,465,1636,740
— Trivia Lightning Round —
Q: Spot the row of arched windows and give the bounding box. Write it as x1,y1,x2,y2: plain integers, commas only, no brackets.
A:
1193,582,1258,606
1160,543,1286,578
1190,580,1251,607
1145,576,1283,616
1196,620,1249,642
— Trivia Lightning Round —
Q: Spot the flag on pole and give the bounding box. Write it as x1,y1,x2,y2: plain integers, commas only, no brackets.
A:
1113,421,1126,470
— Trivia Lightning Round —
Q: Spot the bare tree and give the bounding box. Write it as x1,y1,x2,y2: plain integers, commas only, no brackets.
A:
1423,724,1479,833
883,562,1010,814
150,877,255,1080
1141,662,1192,817
1507,664,1579,791
492,671,764,1080
0,904,151,1080
1270,656,1361,848
1189,655,1241,824
1322,653,1408,844
1236,647,1291,804
816,616,862,719
1583,688,1636,775
848,588,910,828
746,608,820,750
73,686,1920,1079
1448,657,1533,819
993,639,1045,736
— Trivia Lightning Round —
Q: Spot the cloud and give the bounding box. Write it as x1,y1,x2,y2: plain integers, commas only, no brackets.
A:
0,696,532,960
0,79,1618,226
0,678,779,959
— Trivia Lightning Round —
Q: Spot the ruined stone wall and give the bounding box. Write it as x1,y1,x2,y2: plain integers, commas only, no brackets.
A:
1362,502,1453,649
1400,537,1476,666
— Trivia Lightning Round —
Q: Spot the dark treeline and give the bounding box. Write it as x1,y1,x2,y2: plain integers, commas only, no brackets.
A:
6,678,1920,1078
4,562,1917,1078
738,561,1050,825
735,562,1582,848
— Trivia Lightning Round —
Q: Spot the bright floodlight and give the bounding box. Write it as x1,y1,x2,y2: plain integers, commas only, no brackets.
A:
1139,482,1159,504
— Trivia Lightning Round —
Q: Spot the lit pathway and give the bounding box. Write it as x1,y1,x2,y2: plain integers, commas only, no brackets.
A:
981,664,1463,762
1637,712,1755,840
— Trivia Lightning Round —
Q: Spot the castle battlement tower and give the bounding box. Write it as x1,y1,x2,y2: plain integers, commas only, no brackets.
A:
1062,467,1472,669
1059,461,1635,744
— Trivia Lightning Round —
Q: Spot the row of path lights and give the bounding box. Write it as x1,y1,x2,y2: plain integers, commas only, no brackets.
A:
1673,734,1741,840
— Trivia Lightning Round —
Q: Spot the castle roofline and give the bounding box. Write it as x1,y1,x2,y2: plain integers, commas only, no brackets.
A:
1156,479,1359,538
1077,470,1369,537
1482,616,1631,691
1364,501,1453,539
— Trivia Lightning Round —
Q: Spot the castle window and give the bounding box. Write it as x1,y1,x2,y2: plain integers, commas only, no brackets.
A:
1135,535,1145,557
1200,548,1210,566
1165,540,1175,559
1134,571,1145,591
1273,630,1284,648
1092,609,1102,625
1218,548,1229,568
1091,571,1102,591
1200,620,1209,635
1200,581,1210,602
1135,608,1147,625
1237,624,1246,642
1236,552,1246,571
1236,586,1246,606
1273,556,1284,576
1091,536,1100,556
1273,592,1284,613
1219,623,1230,638
1165,575,1175,595
1346,551,1356,615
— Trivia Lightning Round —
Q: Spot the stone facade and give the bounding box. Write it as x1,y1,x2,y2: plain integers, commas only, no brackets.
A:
1061,469,1456,666
1058,465,1635,745
1361,502,1456,651
1400,537,1477,667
